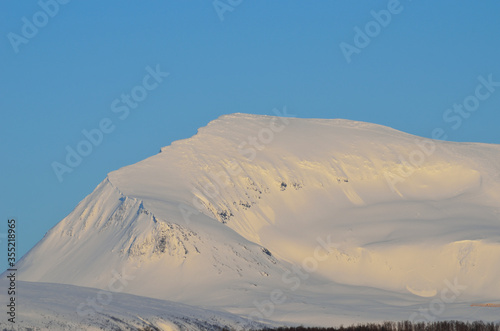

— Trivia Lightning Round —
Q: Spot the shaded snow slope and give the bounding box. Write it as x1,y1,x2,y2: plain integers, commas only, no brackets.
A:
13,113,500,327
0,281,271,330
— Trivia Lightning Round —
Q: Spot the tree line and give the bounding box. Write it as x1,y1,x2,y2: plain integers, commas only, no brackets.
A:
253,320,499,331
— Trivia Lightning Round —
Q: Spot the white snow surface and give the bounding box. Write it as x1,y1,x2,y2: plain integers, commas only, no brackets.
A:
0,280,271,330
8,114,500,329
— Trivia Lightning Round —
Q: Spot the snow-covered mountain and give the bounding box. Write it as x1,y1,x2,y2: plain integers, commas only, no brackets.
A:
10,113,500,328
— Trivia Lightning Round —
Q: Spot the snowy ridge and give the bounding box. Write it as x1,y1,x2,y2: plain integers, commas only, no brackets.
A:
18,177,286,305
0,281,272,330
10,113,500,328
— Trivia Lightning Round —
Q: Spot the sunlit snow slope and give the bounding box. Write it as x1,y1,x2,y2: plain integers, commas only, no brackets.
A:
15,113,500,326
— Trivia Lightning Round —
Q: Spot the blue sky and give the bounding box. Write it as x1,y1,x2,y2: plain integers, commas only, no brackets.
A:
1,1,500,268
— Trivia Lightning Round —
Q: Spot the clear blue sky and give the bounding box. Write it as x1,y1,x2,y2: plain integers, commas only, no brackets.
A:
1,1,500,268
